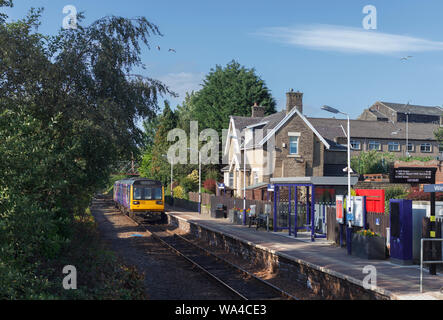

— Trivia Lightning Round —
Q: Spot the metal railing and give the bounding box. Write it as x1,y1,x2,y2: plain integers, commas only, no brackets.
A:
420,238,443,293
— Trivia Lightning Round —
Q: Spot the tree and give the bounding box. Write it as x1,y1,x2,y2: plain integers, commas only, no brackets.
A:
0,3,171,298
351,151,396,175
190,60,276,134
140,101,178,184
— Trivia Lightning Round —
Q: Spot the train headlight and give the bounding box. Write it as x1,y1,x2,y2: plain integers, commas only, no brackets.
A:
156,201,163,205
133,201,140,205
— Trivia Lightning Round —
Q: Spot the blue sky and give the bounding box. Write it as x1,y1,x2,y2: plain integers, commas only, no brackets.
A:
4,0,443,120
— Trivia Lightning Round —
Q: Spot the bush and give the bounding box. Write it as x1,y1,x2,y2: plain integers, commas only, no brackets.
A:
180,170,200,193
203,179,216,194
173,185,186,199
407,190,443,201
205,169,219,181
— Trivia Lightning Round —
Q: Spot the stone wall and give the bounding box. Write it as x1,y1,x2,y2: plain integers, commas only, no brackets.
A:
273,114,322,178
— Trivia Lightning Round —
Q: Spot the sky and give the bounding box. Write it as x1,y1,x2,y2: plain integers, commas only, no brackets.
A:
4,0,443,120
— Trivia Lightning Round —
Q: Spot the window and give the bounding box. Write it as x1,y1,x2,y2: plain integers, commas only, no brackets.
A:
229,172,234,187
350,140,361,150
420,143,432,153
368,141,381,151
133,187,162,200
407,143,414,152
439,144,443,153
388,141,400,152
253,171,259,185
289,136,299,154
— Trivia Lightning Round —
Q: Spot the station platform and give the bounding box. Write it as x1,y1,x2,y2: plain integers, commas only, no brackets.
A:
166,206,443,300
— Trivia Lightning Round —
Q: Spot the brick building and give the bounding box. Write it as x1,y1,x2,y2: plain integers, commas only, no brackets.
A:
222,90,354,198
222,92,443,198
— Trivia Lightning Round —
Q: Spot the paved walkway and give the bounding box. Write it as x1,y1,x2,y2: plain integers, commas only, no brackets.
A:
166,206,443,300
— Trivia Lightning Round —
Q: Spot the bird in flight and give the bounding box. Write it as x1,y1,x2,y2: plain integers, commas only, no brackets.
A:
400,56,413,61
168,48,176,53
156,45,161,51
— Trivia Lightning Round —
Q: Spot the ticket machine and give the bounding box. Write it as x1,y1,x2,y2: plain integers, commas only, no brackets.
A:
390,199,413,264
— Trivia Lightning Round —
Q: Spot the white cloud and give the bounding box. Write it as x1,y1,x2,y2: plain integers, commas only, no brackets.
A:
258,25,443,55
158,72,204,100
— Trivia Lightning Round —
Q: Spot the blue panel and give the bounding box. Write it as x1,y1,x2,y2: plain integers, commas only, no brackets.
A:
390,199,413,262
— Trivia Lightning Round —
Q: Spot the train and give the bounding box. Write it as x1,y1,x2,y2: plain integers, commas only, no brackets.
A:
113,178,166,221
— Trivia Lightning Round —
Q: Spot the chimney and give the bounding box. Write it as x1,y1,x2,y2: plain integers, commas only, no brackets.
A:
286,89,303,114
251,102,265,118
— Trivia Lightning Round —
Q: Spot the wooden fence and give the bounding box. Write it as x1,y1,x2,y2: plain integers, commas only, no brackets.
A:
326,209,389,245
175,192,273,215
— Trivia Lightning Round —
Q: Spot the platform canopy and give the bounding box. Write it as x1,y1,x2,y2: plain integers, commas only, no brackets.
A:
270,176,359,186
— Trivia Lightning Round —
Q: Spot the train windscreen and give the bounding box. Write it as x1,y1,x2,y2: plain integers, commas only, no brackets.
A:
133,186,162,200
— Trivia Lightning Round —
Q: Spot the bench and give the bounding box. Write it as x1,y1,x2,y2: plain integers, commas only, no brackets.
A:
248,213,269,231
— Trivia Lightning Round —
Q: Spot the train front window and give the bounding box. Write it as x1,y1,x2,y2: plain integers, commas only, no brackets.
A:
133,187,143,200
133,187,162,200
152,188,162,200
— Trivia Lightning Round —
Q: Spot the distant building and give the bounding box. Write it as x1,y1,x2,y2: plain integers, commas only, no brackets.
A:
310,118,441,158
358,101,443,125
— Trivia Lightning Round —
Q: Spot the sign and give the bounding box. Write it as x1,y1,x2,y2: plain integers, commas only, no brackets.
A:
424,184,443,193
217,182,225,190
348,196,366,227
267,184,275,192
391,167,436,184
336,195,344,224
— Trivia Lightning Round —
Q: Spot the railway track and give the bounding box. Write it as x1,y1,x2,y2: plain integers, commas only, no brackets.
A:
128,214,298,301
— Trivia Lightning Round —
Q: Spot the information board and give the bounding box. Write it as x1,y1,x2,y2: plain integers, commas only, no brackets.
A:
347,196,366,227
390,167,436,184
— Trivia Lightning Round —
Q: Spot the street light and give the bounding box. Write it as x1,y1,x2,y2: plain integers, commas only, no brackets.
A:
162,154,174,200
187,147,201,214
322,105,353,253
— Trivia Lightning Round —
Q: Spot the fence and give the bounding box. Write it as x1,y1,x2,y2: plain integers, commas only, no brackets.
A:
326,209,389,245
172,192,273,216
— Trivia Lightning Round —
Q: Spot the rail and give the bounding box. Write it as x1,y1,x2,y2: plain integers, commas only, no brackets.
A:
123,210,298,300
420,238,443,293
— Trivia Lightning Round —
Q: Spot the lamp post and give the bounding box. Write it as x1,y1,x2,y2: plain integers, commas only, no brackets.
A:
162,154,174,200
187,147,201,214
406,111,410,157
322,105,353,254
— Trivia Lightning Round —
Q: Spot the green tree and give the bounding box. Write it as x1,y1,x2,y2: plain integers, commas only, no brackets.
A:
190,60,276,134
0,2,171,298
140,101,178,184
351,151,396,175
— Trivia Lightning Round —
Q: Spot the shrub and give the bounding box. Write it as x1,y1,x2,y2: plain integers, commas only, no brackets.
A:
173,185,186,199
180,177,198,193
205,169,219,181
203,179,216,194
407,190,443,201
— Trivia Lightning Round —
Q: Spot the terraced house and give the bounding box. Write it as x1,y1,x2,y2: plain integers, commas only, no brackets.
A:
222,91,442,198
